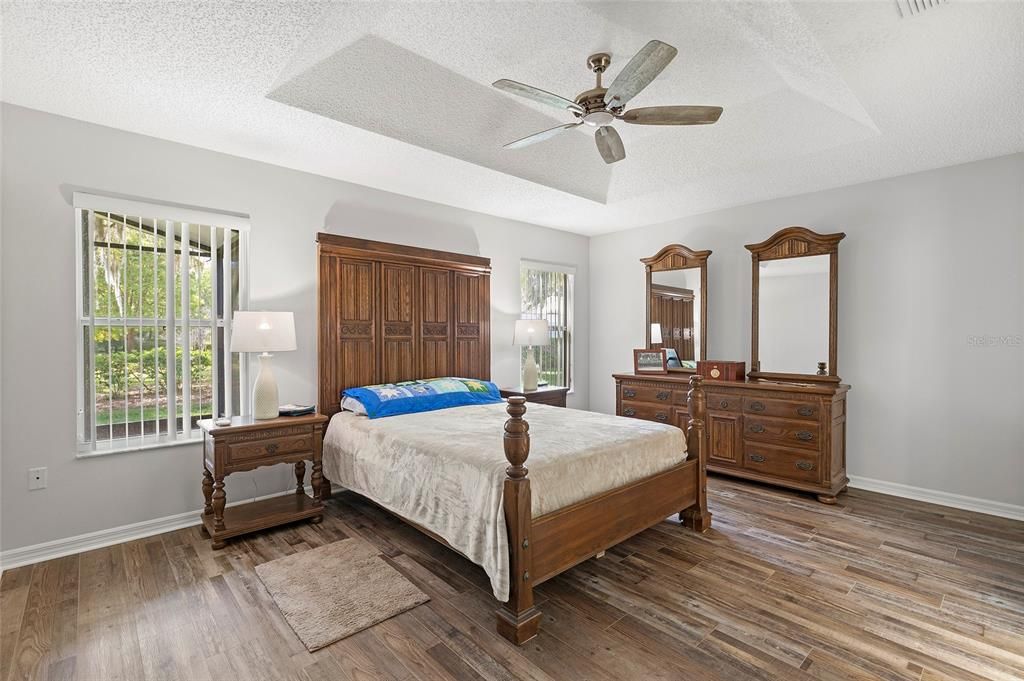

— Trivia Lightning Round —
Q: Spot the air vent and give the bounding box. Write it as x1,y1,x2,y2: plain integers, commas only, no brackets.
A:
896,0,948,18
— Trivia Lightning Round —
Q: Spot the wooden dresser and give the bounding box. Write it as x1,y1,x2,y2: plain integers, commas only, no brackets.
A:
613,373,849,503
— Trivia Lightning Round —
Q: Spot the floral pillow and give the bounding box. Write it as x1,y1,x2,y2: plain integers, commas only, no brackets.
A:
342,377,502,419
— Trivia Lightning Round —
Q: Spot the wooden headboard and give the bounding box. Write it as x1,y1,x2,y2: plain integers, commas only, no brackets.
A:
317,234,492,417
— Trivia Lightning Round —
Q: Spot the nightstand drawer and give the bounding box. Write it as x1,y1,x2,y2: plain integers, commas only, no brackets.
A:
226,431,314,464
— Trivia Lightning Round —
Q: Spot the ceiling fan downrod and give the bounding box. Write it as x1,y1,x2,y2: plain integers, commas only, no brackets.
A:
587,52,611,89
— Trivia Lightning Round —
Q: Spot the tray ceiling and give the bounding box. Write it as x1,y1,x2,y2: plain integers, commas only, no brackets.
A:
2,1,1022,235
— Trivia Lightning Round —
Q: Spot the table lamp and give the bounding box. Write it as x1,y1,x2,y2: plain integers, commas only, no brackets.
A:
513,319,549,392
230,311,296,419
650,323,663,347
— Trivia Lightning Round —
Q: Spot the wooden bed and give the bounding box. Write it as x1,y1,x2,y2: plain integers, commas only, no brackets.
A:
316,233,710,645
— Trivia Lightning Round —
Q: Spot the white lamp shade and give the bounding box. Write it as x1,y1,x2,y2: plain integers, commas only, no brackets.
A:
513,319,550,346
230,311,296,353
650,323,663,345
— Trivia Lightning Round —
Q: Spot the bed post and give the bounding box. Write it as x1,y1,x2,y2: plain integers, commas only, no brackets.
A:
495,396,542,645
680,375,712,532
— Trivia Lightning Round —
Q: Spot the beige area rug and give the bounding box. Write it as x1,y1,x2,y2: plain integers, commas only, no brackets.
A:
255,538,430,651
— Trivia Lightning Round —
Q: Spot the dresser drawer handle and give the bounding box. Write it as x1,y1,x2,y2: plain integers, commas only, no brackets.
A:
623,389,637,398
749,401,765,412
748,454,766,463
718,400,730,409
656,391,671,401
623,408,636,417
265,443,279,454
797,406,815,417
655,413,669,422
796,461,815,471
796,431,814,442
749,423,765,433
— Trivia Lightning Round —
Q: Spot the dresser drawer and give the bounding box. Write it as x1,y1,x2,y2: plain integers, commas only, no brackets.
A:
743,397,820,422
226,431,315,465
707,392,741,412
743,442,822,483
619,401,676,426
743,416,820,450
619,385,682,405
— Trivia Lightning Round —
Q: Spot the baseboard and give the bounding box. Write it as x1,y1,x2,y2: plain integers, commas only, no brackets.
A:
848,476,1024,521
0,485,322,572
5,477,1018,572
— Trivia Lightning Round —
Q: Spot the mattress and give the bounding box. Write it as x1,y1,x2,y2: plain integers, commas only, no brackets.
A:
322,401,686,601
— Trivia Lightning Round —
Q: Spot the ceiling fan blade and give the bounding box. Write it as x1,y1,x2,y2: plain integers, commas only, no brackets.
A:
621,105,723,126
604,40,678,109
503,122,582,150
595,126,625,164
493,79,584,114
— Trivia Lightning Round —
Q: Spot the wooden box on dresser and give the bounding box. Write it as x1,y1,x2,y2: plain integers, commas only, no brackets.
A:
614,373,849,503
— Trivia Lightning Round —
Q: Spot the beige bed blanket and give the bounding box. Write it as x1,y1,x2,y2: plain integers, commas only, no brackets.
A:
322,402,686,601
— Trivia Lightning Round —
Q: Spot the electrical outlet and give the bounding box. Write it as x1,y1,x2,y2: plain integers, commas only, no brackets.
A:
28,467,47,490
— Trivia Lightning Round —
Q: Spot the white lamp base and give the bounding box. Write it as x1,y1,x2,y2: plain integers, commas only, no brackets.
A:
522,348,539,392
253,353,279,420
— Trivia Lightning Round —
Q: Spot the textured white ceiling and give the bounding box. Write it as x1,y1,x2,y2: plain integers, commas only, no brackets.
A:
2,1,1022,235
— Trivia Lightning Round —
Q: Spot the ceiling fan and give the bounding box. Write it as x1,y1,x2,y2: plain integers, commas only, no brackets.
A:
493,40,723,164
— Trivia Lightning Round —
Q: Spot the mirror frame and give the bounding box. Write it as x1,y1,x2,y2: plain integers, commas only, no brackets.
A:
642,244,711,373
746,226,845,383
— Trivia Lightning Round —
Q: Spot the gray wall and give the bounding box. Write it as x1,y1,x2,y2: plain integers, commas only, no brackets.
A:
0,104,590,552
589,153,1024,506
2,101,1021,554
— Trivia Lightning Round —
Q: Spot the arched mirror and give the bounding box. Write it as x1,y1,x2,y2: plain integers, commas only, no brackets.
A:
747,226,844,382
642,244,711,372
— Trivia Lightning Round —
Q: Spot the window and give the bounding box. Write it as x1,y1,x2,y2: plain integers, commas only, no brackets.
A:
74,194,249,453
519,260,574,390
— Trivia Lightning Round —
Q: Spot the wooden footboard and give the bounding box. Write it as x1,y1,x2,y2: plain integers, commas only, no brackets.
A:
496,375,710,645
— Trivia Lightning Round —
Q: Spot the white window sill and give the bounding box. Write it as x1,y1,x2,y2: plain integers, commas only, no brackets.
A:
76,435,203,459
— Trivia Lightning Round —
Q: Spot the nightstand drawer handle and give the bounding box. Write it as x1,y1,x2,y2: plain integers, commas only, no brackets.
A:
719,400,730,409
748,454,766,463
796,461,815,471
796,431,814,442
623,389,637,398
265,443,279,454
655,413,668,422
624,408,636,417
749,423,765,433
797,406,815,417
749,401,765,412
656,391,671,401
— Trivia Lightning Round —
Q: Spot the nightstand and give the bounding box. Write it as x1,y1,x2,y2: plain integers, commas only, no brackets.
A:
197,413,328,549
499,385,569,408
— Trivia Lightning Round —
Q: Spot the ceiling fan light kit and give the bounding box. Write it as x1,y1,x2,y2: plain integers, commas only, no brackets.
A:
493,40,724,164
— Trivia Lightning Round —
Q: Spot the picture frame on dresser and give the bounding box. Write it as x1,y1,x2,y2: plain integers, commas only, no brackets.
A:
634,348,669,374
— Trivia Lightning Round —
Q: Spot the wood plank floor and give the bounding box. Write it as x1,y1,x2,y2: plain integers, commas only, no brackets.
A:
3,476,1023,681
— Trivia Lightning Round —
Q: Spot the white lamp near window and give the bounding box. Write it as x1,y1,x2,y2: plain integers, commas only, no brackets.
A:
650,323,663,346
513,319,550,392
230,311,296,419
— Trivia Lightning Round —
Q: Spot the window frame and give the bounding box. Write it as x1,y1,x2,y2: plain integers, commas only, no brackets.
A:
519,259,575,393
73,193,250,456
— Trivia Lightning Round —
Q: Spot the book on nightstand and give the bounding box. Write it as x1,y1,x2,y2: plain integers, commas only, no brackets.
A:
279,404,316,417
